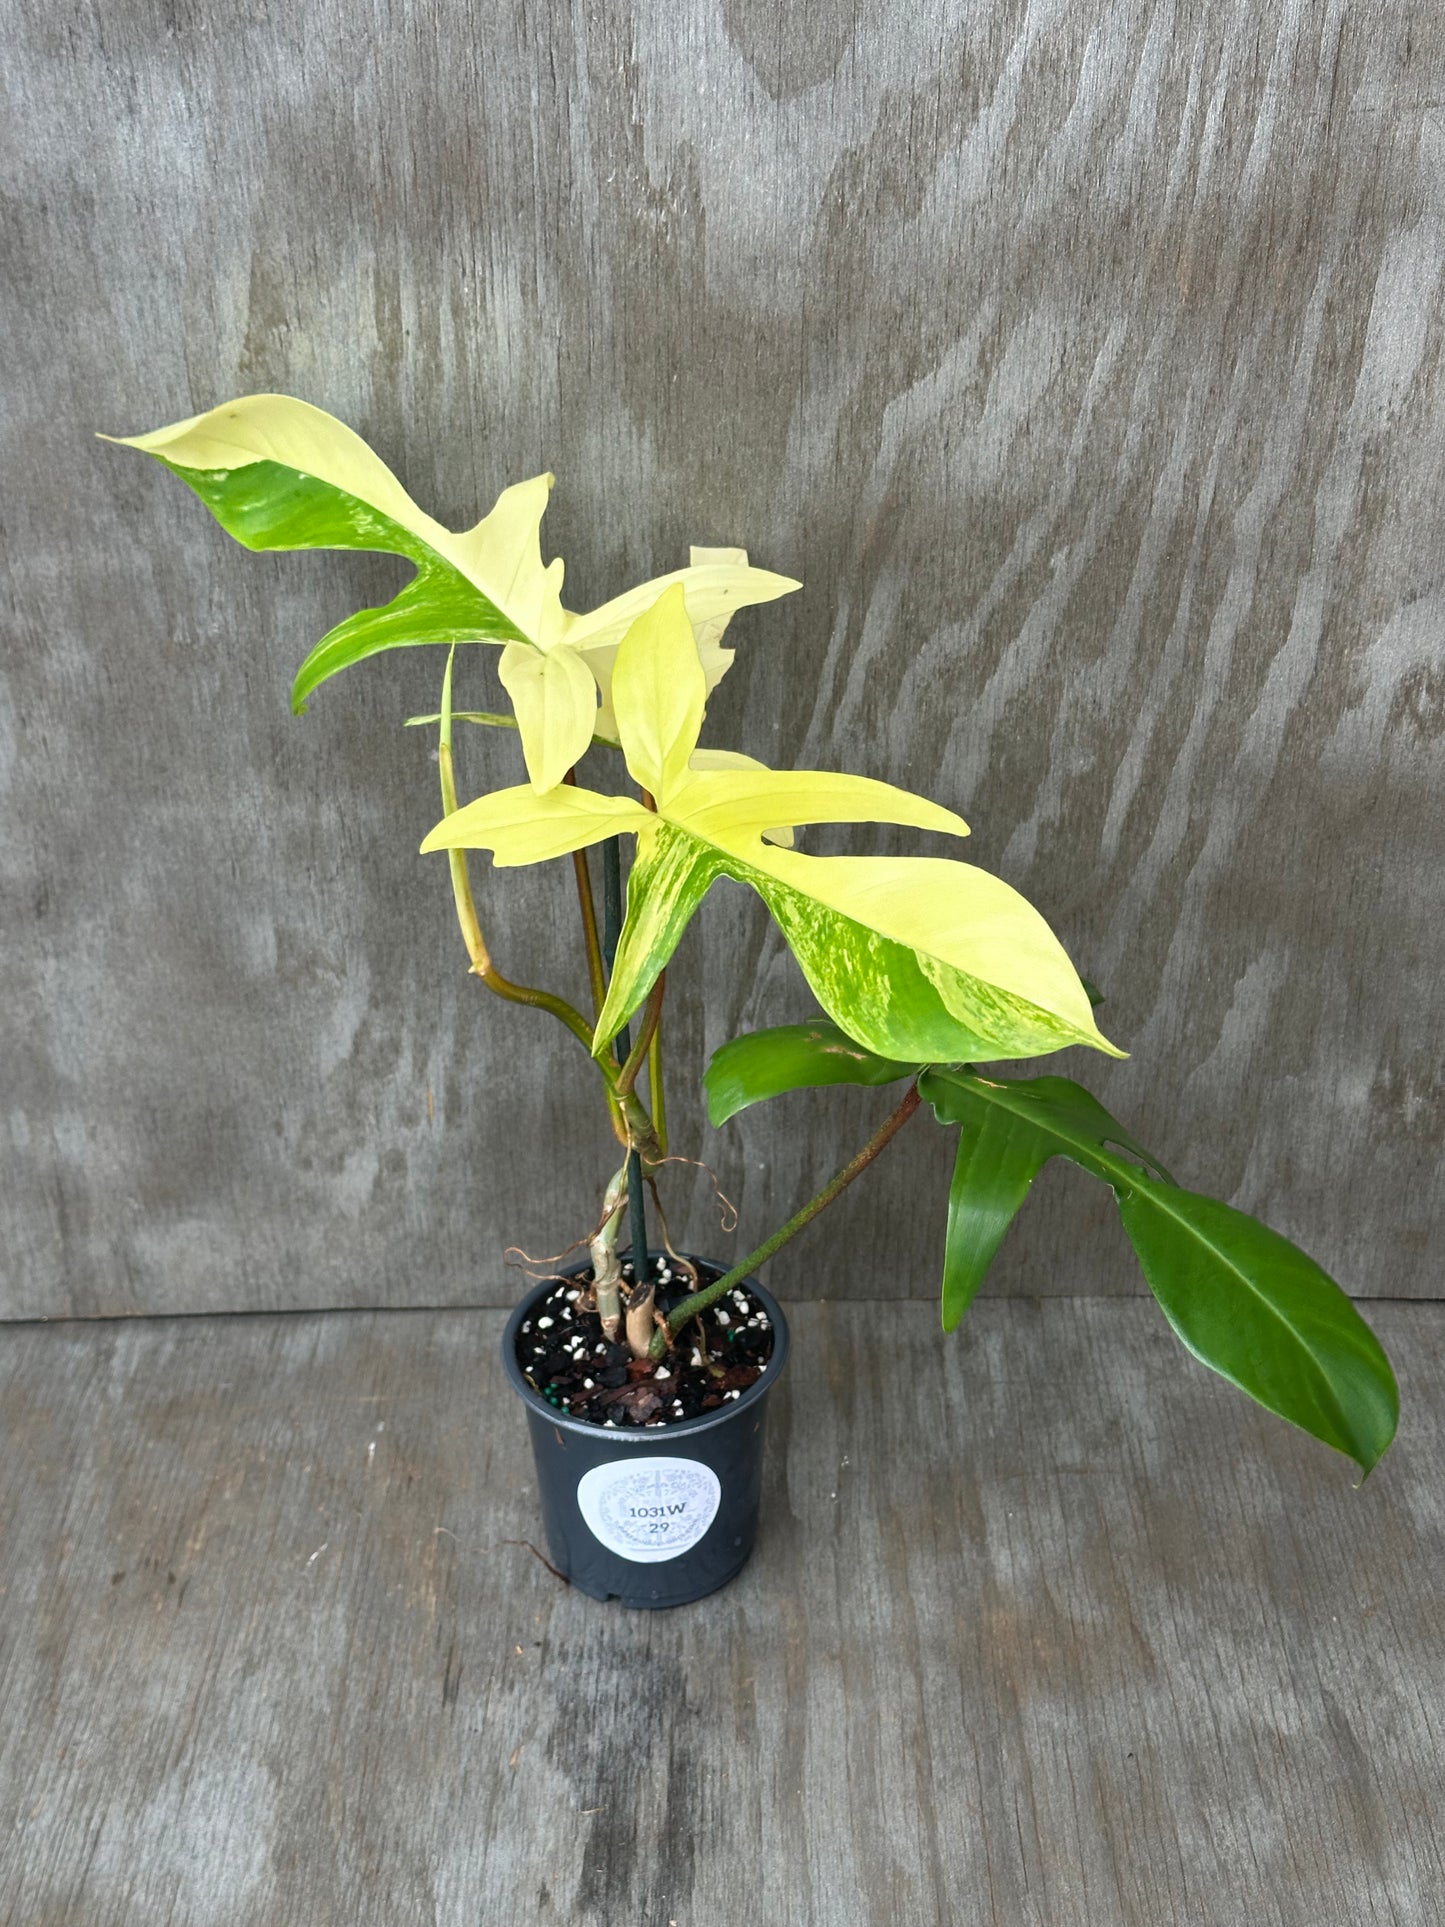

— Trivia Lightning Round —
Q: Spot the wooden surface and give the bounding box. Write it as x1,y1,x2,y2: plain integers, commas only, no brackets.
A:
2,1298,1441,1924
5,0,1445,1314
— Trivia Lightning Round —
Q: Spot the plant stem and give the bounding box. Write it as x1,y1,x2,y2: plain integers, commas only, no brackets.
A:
624,1289,656,1358
616,971,665,1097
648,1023,668,1158
601,834,649,1293
649,1082,923,1360
437,650,595,1052
590,1165,627,1341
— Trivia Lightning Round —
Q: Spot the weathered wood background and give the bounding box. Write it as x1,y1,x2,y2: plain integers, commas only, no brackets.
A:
4,0,1443,1317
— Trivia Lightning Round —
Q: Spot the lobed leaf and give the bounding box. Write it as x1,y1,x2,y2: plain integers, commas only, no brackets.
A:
936,1104,1056,1330
108,396,798,786
425,587,1120,1070
686,747,794,846
747,852,1116,1065
593,825,730,1049
420,784,650,867
609,584,707,798
920,1068,1398,1473
497,641,598,793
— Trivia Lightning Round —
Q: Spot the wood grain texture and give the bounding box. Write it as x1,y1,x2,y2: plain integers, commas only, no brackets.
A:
1,1300,1441,1924
3,0,1443,1313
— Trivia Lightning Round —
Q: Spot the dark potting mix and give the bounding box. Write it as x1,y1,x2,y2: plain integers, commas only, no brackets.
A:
515,1258,775,1428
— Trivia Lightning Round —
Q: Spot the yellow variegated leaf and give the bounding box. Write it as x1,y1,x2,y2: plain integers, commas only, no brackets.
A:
425,586,1119,1066
108,394,450,548
609,584,707,797
497,641,598,791
592,824,730,1049
586,553,798,744
687,746,794,847
669,768,966,844
741,849,1115,1060
109,395,798,791
420,785,650,867
108,395,567,643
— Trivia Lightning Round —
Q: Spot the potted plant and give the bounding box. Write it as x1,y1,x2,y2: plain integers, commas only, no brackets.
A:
109,395,1399,1607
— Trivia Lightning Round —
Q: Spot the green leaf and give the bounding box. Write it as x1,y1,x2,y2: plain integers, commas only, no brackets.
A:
921,1070,1169,1188
140,445,540,713
920,1068,1398,1473
289,554,521,712
704,1020,921,1127
937,1106,1056,1330
145,456,527,712
497,639,599,790
1119,1184,1399,1477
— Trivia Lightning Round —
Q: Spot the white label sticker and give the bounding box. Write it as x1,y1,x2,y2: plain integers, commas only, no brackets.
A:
576,1456,722,1563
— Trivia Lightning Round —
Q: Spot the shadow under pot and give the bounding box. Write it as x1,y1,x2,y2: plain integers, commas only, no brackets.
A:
501,1255,790,1609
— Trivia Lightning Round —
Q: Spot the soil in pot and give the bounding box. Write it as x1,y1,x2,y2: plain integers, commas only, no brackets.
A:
514,1256,775,1429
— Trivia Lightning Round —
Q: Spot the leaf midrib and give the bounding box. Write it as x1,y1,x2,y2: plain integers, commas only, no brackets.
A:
937,1071,1352,1394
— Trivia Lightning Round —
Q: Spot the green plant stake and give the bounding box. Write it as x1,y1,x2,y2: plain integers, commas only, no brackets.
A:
600,833,651,1340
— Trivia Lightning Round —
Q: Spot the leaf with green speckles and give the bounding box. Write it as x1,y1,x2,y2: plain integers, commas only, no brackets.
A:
423,584,1121,1068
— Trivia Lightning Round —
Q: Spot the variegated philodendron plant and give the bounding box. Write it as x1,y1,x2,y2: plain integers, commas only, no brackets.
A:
111,395,1398,1475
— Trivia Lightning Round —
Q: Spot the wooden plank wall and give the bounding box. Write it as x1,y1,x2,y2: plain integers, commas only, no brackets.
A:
3,0,1442,1316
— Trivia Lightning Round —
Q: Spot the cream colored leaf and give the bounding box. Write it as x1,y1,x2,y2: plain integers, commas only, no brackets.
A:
671,768,968,846
568,559,798,664
686,747,764,769
107,394,435,538
451,475,568,641
420,783,649,867
584,558,799,742
498,641,598,791
112,396,799,776
686,746,793,846
609,584,707,798
687,545,752,690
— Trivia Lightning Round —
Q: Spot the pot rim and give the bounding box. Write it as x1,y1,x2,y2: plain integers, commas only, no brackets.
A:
501,1251,790,1445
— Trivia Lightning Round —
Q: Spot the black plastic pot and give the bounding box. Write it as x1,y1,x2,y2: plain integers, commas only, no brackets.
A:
501,1256,790,1609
